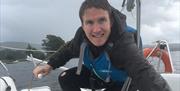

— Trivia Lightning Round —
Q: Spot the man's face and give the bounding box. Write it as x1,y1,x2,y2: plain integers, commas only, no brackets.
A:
82,7,111,47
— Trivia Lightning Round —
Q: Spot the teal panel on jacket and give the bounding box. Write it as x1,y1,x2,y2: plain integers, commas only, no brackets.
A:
83,46,128,83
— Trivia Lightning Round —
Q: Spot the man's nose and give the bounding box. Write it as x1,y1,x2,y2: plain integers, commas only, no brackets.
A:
92,23,102,33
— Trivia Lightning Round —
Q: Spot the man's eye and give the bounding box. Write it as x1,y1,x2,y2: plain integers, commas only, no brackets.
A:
85,20,93,25
99,17,106,24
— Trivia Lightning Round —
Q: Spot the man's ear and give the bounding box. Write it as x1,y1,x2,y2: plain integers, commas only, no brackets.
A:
81,24,85,31
110,22,113,28
110,17,114,28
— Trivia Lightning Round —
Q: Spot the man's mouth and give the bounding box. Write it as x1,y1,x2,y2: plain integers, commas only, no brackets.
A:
92,33,104,38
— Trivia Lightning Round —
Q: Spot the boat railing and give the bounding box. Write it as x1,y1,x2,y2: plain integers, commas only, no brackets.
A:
144,40,175,73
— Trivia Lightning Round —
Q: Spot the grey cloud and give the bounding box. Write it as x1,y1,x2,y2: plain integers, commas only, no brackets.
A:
0,0,179,44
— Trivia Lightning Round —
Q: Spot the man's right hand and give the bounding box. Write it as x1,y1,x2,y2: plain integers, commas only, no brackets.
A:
33,64,52,78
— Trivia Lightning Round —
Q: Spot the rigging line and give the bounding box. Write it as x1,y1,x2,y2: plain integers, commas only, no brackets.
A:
0,60,11,76
0,45,56,53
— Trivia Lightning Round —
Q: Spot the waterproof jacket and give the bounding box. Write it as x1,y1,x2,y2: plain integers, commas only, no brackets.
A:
47,7,171,91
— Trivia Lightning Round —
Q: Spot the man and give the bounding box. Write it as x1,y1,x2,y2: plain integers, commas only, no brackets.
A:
33,0,171,91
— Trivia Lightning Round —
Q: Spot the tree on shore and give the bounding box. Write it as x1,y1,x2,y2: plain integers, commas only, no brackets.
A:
42,34,65,56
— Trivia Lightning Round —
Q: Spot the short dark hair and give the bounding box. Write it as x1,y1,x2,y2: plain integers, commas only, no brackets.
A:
79,0,112,24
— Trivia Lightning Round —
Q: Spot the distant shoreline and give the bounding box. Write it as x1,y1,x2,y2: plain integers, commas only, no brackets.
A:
143,43,180,51
1,41,180,51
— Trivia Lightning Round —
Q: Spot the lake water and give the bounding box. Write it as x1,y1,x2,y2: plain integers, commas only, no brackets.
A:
2,51,180,91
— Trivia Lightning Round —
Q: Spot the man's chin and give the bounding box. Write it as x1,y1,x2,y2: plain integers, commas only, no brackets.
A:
92,41,105,47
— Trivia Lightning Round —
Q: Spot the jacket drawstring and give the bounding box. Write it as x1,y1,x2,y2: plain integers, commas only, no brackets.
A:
76,42,87,75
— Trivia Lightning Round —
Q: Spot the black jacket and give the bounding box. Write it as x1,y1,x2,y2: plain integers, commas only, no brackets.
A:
48,8,171,91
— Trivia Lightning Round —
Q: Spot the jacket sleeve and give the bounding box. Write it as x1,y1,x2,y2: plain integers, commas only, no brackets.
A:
113,32,171,91
47,27,84,69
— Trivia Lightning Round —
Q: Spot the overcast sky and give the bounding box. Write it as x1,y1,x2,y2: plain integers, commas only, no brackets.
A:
0,0,180,44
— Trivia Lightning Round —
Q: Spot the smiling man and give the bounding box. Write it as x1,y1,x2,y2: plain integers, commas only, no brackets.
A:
33,0,171,91
82,7,111,46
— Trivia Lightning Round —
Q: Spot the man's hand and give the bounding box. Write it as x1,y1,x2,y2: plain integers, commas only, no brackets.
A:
33,64,52,78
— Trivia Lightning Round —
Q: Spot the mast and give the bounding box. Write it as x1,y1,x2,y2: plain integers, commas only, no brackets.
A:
125,0,141,48
136,0,141,48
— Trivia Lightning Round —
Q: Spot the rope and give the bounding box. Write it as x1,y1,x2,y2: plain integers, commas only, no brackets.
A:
0,45,56,53
146,43,158,59
121,77,132,91
0,60,11,76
